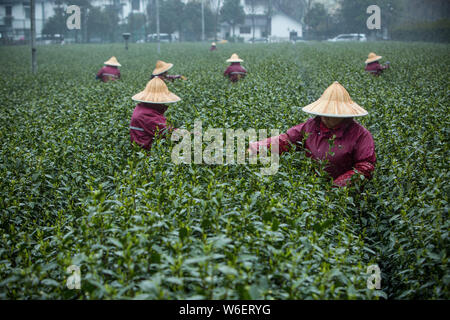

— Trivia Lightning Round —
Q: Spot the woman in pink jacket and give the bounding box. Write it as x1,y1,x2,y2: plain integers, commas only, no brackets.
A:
249,81,376,187
96,56,121,82
150,60,186,82
129,77,181,150
224,53,247,82
365,52,390,76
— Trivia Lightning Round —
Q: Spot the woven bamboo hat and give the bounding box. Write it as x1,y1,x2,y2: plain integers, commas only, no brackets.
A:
226,53,243,63
365,52,382,64
104,56,121,67
152,60,173,76
302,81,368,118
212,42,216,46
132,77,181,104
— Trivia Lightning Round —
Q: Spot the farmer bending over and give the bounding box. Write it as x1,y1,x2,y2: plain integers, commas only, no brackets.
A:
129,77,181,150
365,52,390,76
96,56,121,82
224,53,247,83
210,42,217,51
249,82,376,187
150,60,186,82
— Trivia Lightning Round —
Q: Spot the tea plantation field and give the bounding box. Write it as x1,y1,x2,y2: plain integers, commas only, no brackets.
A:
0,42,448,299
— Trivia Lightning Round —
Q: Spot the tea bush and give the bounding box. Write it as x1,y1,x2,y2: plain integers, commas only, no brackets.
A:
0,42,448,299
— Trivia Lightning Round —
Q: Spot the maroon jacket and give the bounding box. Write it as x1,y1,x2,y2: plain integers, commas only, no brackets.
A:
224,62,247,82
249,117,376,187
365,61,388,76
129,103,175,150
210,46,217,51
96,66,120,82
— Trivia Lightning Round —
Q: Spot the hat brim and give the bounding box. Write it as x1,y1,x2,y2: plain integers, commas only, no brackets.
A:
302,101,368,118
104,62,121,67
152,63,173,75
302,108,368,118
365,56,382,64
131,93,181,104
226,59,243,63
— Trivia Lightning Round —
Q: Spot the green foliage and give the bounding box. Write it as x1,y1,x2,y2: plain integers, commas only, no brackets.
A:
0,42,448,299
391,19,450,43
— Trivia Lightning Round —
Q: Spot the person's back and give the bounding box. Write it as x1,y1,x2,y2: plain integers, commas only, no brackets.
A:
365,52,389,76
97,65,121,82
129,77,181,150
96,56,121,82
224,62,247,82
224,54,247,82
130,103,169,150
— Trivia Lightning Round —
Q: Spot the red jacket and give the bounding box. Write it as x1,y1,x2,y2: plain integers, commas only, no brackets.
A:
129,103,175,150
365,61,388,76
224,63,247,82
249,117,376,187
96,66,120,82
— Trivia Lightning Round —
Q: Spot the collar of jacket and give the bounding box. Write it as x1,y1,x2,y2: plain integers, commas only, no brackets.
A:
138,102,168,114
314,116,354,138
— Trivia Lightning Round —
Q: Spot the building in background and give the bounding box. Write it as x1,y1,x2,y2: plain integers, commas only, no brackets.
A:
0,0,55,43
220,0,303,42
0,0,149,43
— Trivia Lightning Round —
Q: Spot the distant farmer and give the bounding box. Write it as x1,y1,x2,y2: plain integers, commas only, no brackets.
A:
249,81,376,187
150,60,186,82
224,53,247,83
365,52,390,76
129,77,181,150
96,56,121,82
210,42,217,51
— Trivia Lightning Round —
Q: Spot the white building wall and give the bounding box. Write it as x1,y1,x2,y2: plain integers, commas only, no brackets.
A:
0,1,55,39
237,25,263,41
271,13,302,39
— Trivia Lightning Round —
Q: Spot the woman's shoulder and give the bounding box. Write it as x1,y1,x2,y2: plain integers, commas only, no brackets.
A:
349,119,374,139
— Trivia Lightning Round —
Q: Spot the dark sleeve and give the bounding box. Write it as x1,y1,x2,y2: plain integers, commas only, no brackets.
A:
248,121,308,155
334,129,376,187
286,122,307,149
96,67,104,78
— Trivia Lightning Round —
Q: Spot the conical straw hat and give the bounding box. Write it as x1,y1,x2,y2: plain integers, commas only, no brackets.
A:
365,52,382,64
104,56,121,67
152,60,173,75
226,53,243,63
132,77,181,104
212,42,216,46
302,81,368,118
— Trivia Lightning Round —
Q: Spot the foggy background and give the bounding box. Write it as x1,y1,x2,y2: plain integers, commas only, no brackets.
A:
0,0,449,45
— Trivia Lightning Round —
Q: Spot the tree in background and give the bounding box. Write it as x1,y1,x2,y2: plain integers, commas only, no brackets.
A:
62,0,92,42
127,13,147,42
220,0,245,38
183,1,215,41
337,0,401,36
209,0,223,40
304,2,329,39
274,0,308,22
159,0,185,39
265,0,272,37
42,5,66,37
